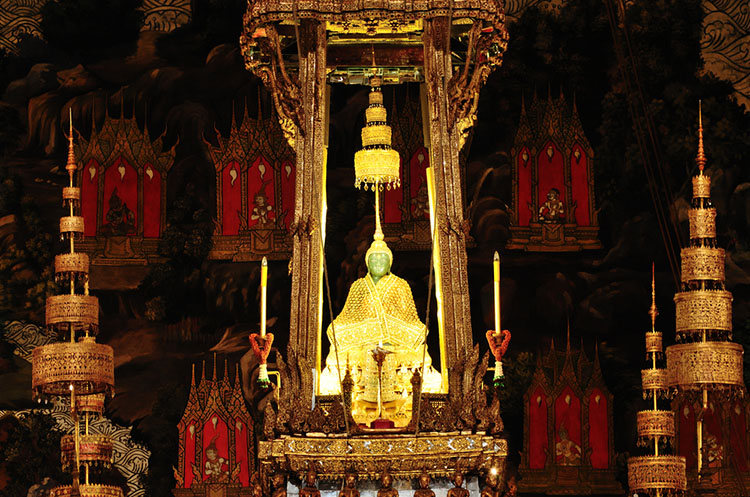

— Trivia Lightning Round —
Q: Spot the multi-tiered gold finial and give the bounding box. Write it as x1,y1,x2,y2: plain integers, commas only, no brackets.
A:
628,264,686,497
665,104,745,477
31,111,121,497
354,76,400,243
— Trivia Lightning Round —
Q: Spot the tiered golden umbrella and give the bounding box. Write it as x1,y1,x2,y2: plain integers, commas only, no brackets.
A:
31,113,121,497
628,264,686,496
665,104,745,477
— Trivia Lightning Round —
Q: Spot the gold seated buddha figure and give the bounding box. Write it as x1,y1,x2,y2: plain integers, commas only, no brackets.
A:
319,235,442,426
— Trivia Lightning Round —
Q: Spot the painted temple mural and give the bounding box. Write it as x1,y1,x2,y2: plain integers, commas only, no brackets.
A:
1,1,750,497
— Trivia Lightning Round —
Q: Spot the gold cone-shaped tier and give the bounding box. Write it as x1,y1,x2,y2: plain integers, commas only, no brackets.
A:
354,76,400,190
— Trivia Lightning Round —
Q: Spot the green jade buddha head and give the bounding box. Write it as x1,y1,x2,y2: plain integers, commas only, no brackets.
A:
365,237,393,285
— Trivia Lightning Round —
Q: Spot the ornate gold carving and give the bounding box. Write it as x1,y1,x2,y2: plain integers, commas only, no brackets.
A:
61,434,114,468
62,187,81,201
680,247,725,282
361,125,392,147
50,484,124,497
326,18,424,36
627,455,687,492
666,341,744,390
258,434,507,480
54,253,90,275
60,216,85,234
45,294,99,328
692,174,711,198
674,290,732,333
353,149,401,188
636,410,675,440
31,341,114,398
688,208,716,239
641,368,668,392
366,106,388,123
76,393,106,414
645,332,663,353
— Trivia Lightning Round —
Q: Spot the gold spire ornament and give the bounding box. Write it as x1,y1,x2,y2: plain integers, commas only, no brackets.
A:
665,103,745,478
31,111,122,497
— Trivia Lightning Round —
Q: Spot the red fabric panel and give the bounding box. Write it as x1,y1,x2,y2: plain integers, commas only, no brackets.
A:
235,419,250,486
529,386,548,469
184,421,196,488
570,144,590,226
409,146,429,220
383,156,403,224
81,158,99,236
222,161,241,235
203,414,229,481
554,385,582,465
247,155,276,228
730,403,748,472
280,160,295,229
678,401,697,470
588,388,608,468
103,156,138,234
537,141,565,221
143,164,161,238
517,148,532,226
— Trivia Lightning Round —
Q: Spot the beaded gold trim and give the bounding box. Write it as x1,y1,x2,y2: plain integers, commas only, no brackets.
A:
688,208,716,239
641,368,668,391
31,341,114,397
354,149,400,188
50,484,123,497
645,332,663,353
60,216,85,234
627,455,686,492
75,393,106,414
54,253,90,275
692,174,711,198
636,410,675,439
666,341,744,389
680,247,725,282
369,91,384,105
45,294,99,328
61,434,114,467
365,106,387,123
361,125,392,147
62,187,81,201
674,290,732,333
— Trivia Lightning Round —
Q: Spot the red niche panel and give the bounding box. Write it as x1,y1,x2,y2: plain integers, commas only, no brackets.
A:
81,158,99,236
280,160,295,229
248,155,276,228
102,156,137,235
537,141,565,222
184,421,196,488
678,401,697,470
143,164,161,238
517,147,532,226
222,161,241,235
529,386,548,469
384,156,404,224
588,388,608,469
235,418,250,486
554,386,582,466
570,144,590,226
202,414,229,481
730,403,749,472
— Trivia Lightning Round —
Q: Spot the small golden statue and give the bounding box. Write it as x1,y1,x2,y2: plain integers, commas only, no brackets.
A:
300,468,320,497
339,471,360,497
272,473,287,497
414,472,435,497
481,471,501,497
377,469,398,497
447,472,470,497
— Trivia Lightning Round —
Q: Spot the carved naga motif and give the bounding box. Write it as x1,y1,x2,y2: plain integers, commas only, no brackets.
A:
241,23,304,149
447,19,509,149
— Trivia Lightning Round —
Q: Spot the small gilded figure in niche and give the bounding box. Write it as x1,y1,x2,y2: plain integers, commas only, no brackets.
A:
480,470,501,497
413,471,435,497
249,472,263,497
538,188,565,223
299,468,321,497
411,183,430,219
251,188,274,227
102,189,136,235
447,472,469,497
339,471,360,497
203,437,229,482
377,469,398,497
555,425,581,466
271,472,287,497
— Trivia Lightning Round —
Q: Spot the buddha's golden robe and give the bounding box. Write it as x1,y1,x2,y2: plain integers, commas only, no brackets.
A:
319,273,442,400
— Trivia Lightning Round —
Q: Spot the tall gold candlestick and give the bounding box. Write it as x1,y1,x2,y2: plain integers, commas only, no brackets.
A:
493,251,501,334
260,257,268,338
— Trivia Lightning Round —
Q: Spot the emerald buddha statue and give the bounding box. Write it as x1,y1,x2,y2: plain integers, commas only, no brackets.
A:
319,230,442,423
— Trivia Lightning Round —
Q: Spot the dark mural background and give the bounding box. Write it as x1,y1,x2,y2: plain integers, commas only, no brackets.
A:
1,0,750,495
